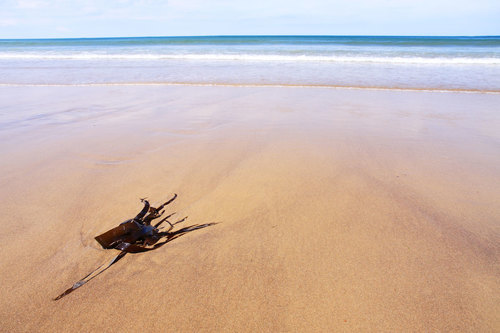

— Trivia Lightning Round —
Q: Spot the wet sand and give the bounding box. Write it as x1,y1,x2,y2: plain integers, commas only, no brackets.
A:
0,85,499,332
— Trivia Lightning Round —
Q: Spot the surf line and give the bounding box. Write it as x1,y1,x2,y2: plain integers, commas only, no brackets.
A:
1,82,499,95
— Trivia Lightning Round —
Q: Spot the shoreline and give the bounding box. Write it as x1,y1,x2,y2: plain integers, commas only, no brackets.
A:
1,82,499,94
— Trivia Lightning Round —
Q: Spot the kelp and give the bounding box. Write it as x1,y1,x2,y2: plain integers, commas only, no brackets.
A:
54,195,216,300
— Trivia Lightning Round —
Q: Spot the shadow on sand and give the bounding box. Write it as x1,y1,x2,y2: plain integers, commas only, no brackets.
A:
54,195,217,300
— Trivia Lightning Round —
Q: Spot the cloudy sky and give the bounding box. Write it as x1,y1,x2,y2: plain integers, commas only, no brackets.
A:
1,0,499,38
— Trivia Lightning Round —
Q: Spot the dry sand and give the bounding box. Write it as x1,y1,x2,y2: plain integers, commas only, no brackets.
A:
0,85,499,332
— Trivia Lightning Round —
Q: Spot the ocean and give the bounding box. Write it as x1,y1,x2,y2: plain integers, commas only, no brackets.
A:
1,36,499,92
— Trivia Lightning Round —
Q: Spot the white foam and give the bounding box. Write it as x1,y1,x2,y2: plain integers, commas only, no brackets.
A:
1,52,499,65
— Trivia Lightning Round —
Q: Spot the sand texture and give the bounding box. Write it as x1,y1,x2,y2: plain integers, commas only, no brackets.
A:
0,85,499,332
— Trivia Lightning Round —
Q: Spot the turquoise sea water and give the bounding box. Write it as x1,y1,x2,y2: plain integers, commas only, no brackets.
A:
1,36,499,91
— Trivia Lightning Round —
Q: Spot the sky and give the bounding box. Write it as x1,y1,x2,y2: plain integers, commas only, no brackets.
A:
1,0,499,39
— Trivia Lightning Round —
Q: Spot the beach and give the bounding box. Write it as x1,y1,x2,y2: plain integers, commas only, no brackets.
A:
0,84,499,331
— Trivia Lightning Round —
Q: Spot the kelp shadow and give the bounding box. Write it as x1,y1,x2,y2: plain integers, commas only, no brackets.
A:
54,195,217,300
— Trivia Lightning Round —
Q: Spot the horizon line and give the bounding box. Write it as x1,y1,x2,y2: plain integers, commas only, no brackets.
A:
1,34,499,41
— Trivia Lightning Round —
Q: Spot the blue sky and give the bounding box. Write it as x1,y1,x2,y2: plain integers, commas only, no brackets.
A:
1,0,499,38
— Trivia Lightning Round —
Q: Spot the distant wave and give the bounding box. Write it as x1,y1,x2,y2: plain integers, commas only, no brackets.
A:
1,52,499,65
1,36,500,47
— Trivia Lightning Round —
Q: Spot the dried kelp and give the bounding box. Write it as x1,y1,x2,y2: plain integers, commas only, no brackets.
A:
54,195,216,300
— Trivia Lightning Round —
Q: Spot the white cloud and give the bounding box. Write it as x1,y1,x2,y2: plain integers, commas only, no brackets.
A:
55,25,70,32
0,18,18,26
16,0,47,9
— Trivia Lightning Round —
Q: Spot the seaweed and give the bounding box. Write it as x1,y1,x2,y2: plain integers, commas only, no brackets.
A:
54,195,216,300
